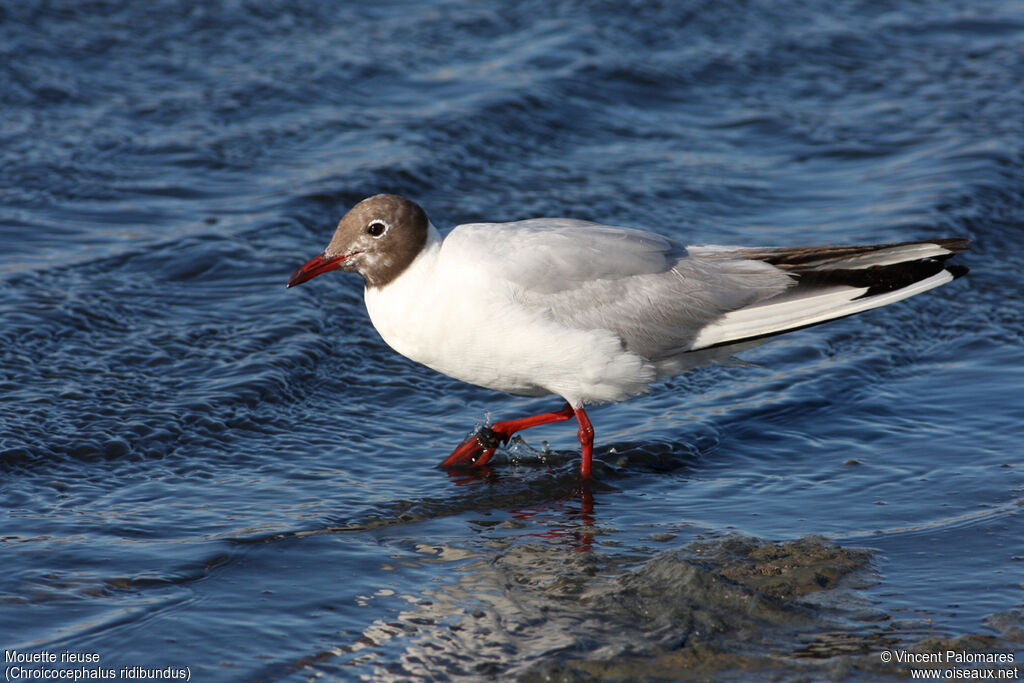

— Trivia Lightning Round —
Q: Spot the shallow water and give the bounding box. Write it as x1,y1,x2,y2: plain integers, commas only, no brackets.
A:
2,1,1023,680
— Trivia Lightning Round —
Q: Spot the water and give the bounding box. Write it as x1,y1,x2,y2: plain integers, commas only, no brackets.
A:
2,1,1023,680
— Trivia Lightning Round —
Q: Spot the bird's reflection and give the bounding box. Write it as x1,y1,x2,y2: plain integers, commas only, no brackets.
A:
442,462,596,552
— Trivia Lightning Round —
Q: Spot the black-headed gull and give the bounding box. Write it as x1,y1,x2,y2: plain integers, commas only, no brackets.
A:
287,194,968,478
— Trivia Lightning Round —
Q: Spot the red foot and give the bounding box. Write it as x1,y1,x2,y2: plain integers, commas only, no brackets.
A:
440,425,503,468
440,403,596,478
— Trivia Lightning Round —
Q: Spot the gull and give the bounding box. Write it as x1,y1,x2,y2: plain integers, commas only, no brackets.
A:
287,194,968,477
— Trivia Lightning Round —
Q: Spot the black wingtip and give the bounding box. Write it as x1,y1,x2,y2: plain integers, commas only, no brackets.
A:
948,263,970,279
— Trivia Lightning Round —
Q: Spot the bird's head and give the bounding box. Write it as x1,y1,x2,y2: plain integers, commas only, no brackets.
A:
287,194,429,289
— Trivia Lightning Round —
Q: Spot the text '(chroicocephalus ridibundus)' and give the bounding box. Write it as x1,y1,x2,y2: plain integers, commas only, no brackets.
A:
287,194,969,478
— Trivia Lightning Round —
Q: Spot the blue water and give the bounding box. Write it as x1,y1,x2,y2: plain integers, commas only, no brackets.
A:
3,1,1023,680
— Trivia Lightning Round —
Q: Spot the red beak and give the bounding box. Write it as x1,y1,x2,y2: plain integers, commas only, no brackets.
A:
287,252,348,288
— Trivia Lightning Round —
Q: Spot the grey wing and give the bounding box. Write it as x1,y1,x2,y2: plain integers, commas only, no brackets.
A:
445,220,794,361
519,253,794,363
536,238,968,366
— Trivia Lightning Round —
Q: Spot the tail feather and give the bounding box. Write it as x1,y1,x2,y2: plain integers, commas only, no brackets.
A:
689,238,969,351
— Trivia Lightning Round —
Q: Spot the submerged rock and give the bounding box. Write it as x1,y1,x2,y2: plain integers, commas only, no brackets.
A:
519,536,886,682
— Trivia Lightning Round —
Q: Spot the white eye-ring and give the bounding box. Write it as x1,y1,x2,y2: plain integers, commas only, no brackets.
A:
366,220,390,238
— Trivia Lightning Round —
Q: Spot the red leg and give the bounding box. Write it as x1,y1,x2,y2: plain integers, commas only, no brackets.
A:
441,403,574,468
574,406,594,479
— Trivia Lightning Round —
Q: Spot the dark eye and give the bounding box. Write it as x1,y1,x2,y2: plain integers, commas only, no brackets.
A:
367,221,387,237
